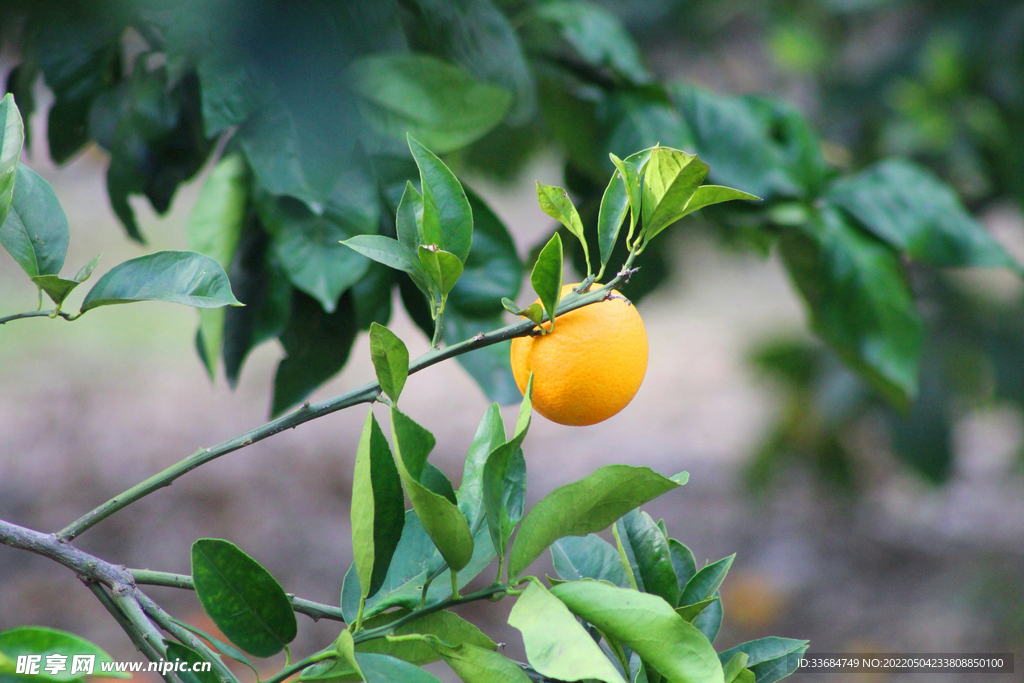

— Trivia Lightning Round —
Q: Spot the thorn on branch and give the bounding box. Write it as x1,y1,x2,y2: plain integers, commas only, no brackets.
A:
471,332,485,342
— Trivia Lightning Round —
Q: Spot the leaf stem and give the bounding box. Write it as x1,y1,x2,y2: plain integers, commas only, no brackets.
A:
354,595,366,632
450,568,459,599
611,523,639,591
262,646,335,683
0,309,73,325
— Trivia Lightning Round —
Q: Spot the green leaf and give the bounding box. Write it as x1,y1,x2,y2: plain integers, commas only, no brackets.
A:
344,235,431,296
482,442,526,562
0,627,127,681
675,596,719,622
390,408,475,572
680,555,735,606
0,94,24,228
536,183,588,270
669,539,697,600
334,630,362,679
598,161,630,271
408,136,474,264
369,323,410,404
723,653,755,683
615,509,679,605
640,147,710,244
552,580,724,683
80,251,241,313
353,654,443,683
508,465,680,580
427,641,533,683
508,581,627,683
457,404,507,532
448,188,522,316
717,638,809,683
693,592,723,643
187,152,248,378
272,290,358,416
551,534,631,587
31,254,101,308
352,411,405,600
826,159,1019,269
0,164,68,279
164,643,220,683
681,185,761,218
419,247,464,299
396,181,423,251
351,54,511,155
779,206,923,408
503,300,544,327
191,538,297,658
530,233,563,331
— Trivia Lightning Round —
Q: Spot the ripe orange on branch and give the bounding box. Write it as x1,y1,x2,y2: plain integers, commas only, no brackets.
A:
510,284,648,426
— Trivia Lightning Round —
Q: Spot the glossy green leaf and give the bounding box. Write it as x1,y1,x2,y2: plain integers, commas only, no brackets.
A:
408,135,474,263
448,188,522,316
0,164,68,279
779,206,923,408
351,54,511,155
598,162,630,272
0,93,23,227
80,251,241,313
717,638,809,683
640,147,709,243
530,233,563,331
508,581,627,683
31,254,101,308
191,539,296,657
335,630,362,679
396,181,423,251
165,642,220,683
0,627,127,681
693,592,723,643
457,404,506,532
668,539,697,601
369,323,410,404
343,235,432,296
355,654,443,683
536,182,588,269
827,159,1019,269
616,509,679,605
723,653,755,683
551,534,631,587
552,581,724,683
419,247,464,298
391,408,475,572
681,185,761,218
680,555,735,606
427,641,533,683
482,442,526,561
508,465,680,580
502,299,544,327
352,411,405,600
675,596,719,622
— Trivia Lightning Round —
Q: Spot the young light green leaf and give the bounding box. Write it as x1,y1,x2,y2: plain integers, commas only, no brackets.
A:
675,596,719,622
679,185,760,218
551,534,631,587
640,147,710,244
508,465,680,580
80,251,242,313
408,135,473,263
680,554,736,606
0,627,127,681
0,164,68,279
536,182,588,273
717,638,809,683
669,539,698,600
418,247,464,298
351,411,405,600
390,408,475,572
552,580,724,683
502,298,544,327
609,151,648,248
191,539,297,657
723,652,754,683
427,641,533,683
508,582,627,683
396,181,423,251
369,323,410,403
335,630,362,679
598,162,630,272
164,642,220,683
30,254,101,309
530,233,563,332
616,509,679,605
343,234,431,295
0,93,24,227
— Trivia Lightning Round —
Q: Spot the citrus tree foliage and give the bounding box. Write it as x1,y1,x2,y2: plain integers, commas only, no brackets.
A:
3,0,1019,434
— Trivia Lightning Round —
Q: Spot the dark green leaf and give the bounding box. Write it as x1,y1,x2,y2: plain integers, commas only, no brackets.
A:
530,233,563,330
164,642,219,683
680,555,735,606
271,289,357,416
6,65,36,151
552,580,723,683
508,465,680,580
352,55,511,154
551,534,631,587
508,581,627,683
0,164,68,279
827,160,1019,269
640,147,709,243
369,323,410,403
353,654,443,683
408,136,473,263
427,641,533,683
391,408,475,572
536,183,588,269
598,88,691,170
457,404,506,531
191,539,296,658
669,539,697,600
448,188,522,316
396,181,423,251
693,592,723,643
419,247,464,298
344,235,431,295
597,162,629,272
352,411,405,600
80,251,241,313
616,509,679,605
0,94,24,227
717,638,809,683
779,206,923,408
352,261,395,331
0,627,126,681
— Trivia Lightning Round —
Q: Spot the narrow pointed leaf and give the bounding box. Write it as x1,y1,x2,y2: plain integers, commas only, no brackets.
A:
680,554,735,606
369,323,410,403
640,147,710,242
693,592,723,643
723,653,755,683
537,182,588,266
396,181,423,251
409,135,473,263
458,404,507,532
31,254,100,307
482,440,526,561
675,596,719,622
680,185,760,218
80,251,241,313
191,539,297,657
669,539,697,601
0,93,23,227
0,164,68,279
343,235,431,295
717,638,809,683
530,233,563,330
598,161,630,270
616,509,679,605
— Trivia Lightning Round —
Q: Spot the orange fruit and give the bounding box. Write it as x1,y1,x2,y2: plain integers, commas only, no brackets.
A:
510,283,648,426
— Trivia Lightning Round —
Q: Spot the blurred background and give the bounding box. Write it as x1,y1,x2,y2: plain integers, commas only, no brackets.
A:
2,1,1024,681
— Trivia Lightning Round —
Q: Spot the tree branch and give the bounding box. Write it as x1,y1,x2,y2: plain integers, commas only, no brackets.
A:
0,310,73,325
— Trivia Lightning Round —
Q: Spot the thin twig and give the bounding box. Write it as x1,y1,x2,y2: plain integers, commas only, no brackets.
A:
136,591,240,683
0,309,73,325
